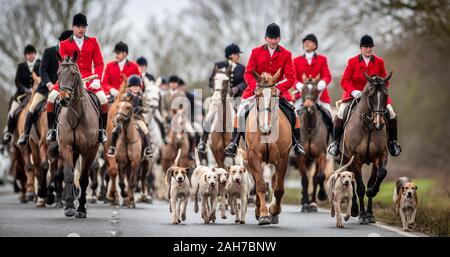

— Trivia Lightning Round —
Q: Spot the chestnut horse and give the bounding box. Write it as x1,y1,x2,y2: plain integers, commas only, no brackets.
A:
246,70,292,225
343,72,393,224
56,53,100,218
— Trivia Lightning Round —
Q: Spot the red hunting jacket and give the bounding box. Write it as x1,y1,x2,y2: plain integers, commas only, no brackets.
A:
102,60,141,95
293,53,332,103
57,35,104,92
242,44,295,101
341,54,391,104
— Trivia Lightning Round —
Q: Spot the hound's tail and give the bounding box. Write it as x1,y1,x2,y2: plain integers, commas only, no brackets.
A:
174,148,182,166
194,147,201,167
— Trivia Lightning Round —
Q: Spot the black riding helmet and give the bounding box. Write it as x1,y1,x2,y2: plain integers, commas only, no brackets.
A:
114,41,128,54
127,75,142,87
24,44,36,55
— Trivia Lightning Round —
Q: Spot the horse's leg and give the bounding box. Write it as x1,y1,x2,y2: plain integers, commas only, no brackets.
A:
60,146,76,217
107,160,120,205
88,159,99,204
127,159,140,208
32,143,46,207
248,151,270,225
269,159,288,224
317,154,327,201
354,167,368,224
45,156,56,206
98,161,107,202
297,157,310,212
366,157,388,198
54,159,64,208
254,193,261,220
76,150,97,219
24,152,36,202
366,162,378,224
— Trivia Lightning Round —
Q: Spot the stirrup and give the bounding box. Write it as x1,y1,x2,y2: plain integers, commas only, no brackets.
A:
327,141,340,156
197,141,207,153
294,143,305,156
389,140,402,157
224,143,238,157
3,132,12,144
17,134,29,145
106,146,116,157
46,129,56,142
144,147,153,157
98,129,108,143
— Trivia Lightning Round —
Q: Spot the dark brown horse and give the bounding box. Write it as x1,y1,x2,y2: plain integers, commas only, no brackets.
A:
209,66,233,169
56,53,100,218
343,72,393,224
246,70,292,225
296,74,329,212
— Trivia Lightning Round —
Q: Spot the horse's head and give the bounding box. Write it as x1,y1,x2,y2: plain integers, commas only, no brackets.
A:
211,65,231,101
301,73,321,112
115,93,134,124
171,108,186,147
363,71,393,131
57,51,81,107
254,69,281,133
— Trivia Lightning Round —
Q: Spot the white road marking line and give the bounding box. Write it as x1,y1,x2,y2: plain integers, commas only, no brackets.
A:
67,233,81,237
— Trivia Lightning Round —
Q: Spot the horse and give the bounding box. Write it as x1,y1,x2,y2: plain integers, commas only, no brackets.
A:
343,71,393,224
245,70,292,225
208,66,233,169
56,53,100,218
296,74,329,212
113,93,150,208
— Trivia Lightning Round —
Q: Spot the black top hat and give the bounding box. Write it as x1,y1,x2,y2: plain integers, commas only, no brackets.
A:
360,34,374,47
265,23,281,38
73,13,88,26
225,43,243,58
302,34,318,49
59,30,73,41
136,57,148,66
127,75,142,87
24,44,36,55
114,41,129,54
168,75,180,84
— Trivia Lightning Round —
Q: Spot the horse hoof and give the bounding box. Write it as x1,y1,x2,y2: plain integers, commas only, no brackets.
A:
128,202,136,209
75,211,87,219
301,204,309,213
270,215,279,224
55,201,64,208
222,215,227,219
366,214,376,223
358,216,368,225
45,194,55,205
26,192,35,202
19,196,27,203
36,198,46,208
64,208,77,217
235,220,239,224
258,216,271,226
239,220,245,224
318,191,327,201
89,198,98,204
308,204,318,213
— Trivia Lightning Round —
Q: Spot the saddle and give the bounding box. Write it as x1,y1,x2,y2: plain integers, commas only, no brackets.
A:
12,94,32,118
86,90,101,113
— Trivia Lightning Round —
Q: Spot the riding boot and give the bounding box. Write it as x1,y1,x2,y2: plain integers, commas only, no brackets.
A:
224,128,241,158
327,118,344,156
292,128,305,156
143,132,154,158
98,112,108,144
46,102,57,142
188,135,195,160
3,115,16,144
388,117,402,156
18,112,35,145
197,131,209,153
106,126,121,157
157,119,167,144
322,111,334,138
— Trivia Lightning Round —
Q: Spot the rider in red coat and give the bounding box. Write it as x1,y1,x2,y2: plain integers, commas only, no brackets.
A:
102,42,141,97
224,23,305,157
327,35,402,157
46,13,109,143
293,34,333,136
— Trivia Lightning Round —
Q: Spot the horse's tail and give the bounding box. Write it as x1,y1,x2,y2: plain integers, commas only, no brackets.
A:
194,148,201,167
333,155,354,174
173,148,182,166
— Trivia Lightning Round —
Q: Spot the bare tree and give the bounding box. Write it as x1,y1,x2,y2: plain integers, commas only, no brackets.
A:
0,0,129,98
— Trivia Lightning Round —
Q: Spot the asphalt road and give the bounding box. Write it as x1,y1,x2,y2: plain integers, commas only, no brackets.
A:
0,186,427,237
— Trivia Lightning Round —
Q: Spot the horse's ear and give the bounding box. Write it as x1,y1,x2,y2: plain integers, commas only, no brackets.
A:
383,71,393,83
72,50,78,63
272,68,281,83
57,52,63,63
253,71,260,80
363,72,374,83
314,74,321,83
302,73,307,81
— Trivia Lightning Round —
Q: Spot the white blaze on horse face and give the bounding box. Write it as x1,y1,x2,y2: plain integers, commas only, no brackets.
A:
212,73,229,102
307,84,313,90
260,88,272,133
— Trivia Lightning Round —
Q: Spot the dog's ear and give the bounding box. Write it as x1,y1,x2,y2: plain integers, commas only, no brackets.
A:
415,185,418,190
185,167,190,174
337,173,341,178
212,168,217,173
204,174,207,182
351,173,355,182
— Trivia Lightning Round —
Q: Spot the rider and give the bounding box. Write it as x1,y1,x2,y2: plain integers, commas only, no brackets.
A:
197,43,247,153
136,57,156,83
293,33,333,137
3,45,41,144
102,41,140,98
107,75,153,157
224,23,306,157
17,30,73,145
327,35,402,157
46,13,108,144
